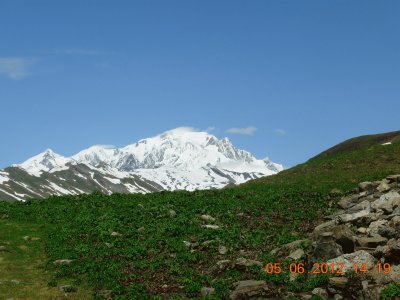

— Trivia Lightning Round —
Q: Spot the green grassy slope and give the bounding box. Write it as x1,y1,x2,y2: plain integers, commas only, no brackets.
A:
0,219,92,299
0,134,399,299
312,130,400,159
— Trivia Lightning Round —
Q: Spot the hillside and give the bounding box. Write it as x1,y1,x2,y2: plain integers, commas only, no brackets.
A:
312,130,400,160
0,132,400,299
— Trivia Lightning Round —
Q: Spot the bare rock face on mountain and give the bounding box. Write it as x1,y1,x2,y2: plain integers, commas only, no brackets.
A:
232,174,400,299
0,128,283,201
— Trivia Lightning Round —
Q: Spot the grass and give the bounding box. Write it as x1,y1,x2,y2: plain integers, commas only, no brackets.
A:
381,284,400,300
0,140,399,299
0,219,91,299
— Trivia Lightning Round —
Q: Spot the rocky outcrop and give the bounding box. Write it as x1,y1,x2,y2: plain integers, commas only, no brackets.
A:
231,174,400,299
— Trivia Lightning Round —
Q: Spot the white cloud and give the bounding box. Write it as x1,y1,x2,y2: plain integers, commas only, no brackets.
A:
226,126,257,136
205,126,216,132
275,129,286,136
0,58,34,79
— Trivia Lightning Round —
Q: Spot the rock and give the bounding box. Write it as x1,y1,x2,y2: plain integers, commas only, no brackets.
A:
377,181,391,193
110,231,122,237
230,280,269,299
378,225,396,239
327,250,376,273
389,215,400,228
389,207,400,218
60,285,76,293
386,174,400,183
329,277,348,289
201,240,214,247
168,210,176,218
347,200,371,214
330,225,355,253
218,245,228,255
289,272,299,282
336,208,371,223
201,214,216,222
338,194,362,209
287,248,305,261
312,232,343,261
368,220,396,239
382,238,400,263
201,224,219,230
201,287,215,297
137,227,145,233
358,212,384,226
357,227,368,234
361,280,369,291
359,182,373,191
357,236,387,248
53,259,74,266
371,191,400,213
368,220,388,234
313,220,337,236
369,264,400,285
271,239,309,257
235,257,262,271
216,259,231,271
312,287,328,298
324,210,346,220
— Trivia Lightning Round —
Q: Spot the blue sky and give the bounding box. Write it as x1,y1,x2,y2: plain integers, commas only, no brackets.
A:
1,0,399,168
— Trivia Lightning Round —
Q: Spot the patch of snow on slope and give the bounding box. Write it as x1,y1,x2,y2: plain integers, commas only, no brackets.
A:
104,177,121,184
48,182,73,195
0,172,9,184
0,188,23,201
14,182,44,197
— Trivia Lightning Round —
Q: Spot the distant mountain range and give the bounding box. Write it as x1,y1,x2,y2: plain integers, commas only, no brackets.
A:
0,127,283,201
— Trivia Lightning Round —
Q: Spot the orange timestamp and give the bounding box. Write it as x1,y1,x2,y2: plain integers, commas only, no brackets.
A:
265,262,395,275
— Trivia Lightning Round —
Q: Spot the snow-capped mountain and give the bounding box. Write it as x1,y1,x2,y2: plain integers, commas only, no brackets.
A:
0,127,283,201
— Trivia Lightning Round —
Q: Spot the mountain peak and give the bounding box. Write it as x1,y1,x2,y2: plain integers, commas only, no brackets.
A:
44,148,55,155
16,148,71,176
13,128,282,183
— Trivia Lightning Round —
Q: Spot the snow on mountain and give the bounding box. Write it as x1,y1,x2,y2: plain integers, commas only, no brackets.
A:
0,171,9,184
15,149,72,176
1,127,283,201
72,127,281,174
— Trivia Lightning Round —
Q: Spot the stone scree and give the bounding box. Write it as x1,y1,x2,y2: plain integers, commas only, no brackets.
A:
227,174,400,299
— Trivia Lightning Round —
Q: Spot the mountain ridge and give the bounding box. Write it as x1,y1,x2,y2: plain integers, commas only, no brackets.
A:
0,127,282,201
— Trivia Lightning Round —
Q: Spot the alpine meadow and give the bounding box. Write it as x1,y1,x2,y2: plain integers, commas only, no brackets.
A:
1,1,400,299
1,131,400,299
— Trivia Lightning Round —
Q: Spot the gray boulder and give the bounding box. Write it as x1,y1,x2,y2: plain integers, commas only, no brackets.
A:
230,280,270,299
357,236,388,248
327,250,376,273
312,232,343,261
